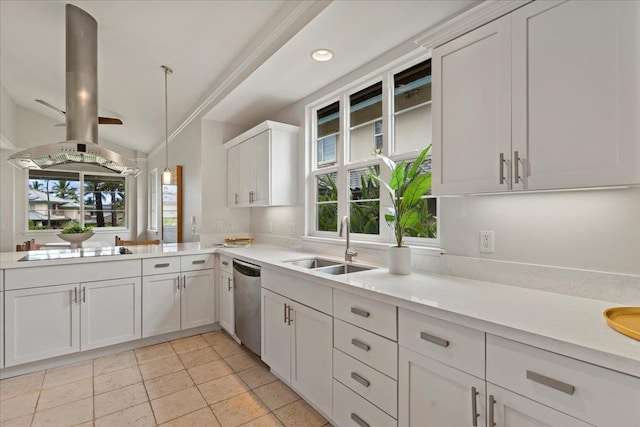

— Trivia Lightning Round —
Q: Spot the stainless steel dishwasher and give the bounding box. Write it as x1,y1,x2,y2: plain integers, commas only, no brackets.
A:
232,259,261,356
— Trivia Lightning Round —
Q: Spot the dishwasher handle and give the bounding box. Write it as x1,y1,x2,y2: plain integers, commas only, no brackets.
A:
233,259,261,277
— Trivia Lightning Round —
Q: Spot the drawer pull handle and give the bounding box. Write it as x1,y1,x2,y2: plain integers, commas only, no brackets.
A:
351,372,370,388
489,395,495,427
526,370,575,395
222,261,229,266
350,413,369,427
284,303,289,324
155,263,170,268
228,277,232,292
471,386,479,426
351,307,370,318
192,260,205,265
351,338,371,352
420,331,450,348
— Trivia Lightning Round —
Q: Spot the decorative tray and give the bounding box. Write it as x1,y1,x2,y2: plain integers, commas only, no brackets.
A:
603,307,640,341
224,237,254,248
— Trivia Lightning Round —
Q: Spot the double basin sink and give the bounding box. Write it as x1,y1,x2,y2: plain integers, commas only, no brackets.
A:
283,257,377,275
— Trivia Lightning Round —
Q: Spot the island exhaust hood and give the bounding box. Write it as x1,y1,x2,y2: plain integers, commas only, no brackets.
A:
7,4,141,176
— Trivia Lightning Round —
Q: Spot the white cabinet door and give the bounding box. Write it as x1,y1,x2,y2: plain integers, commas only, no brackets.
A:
432,14,512,195
487,383,590,427
182,270,215,330
228,145,242,207
0,291,4,368
219,270,235,335
142,273,181,338
290,301,333,418
80,277,141,351
253,129,271,206
239,140,255,206
261,289,291,383
399,347,485,427
4,284,80,367
512,0,640,190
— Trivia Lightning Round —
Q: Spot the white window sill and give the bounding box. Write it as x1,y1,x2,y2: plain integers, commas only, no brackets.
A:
302,235,443,257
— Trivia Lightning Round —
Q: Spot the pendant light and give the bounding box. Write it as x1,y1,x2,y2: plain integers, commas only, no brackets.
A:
161,65,173,185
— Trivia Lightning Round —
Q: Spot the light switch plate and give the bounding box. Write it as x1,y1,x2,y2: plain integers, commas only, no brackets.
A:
480,231,494,253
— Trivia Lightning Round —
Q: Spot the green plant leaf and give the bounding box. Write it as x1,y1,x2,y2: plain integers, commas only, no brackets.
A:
384,214,395,226
402,173,432,208
368,173,393,195
379,155,396,172
407,145,431,180
399,207,421,228
390,161,406,190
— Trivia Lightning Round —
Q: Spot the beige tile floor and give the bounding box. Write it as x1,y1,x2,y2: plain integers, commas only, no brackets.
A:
0,331,331,427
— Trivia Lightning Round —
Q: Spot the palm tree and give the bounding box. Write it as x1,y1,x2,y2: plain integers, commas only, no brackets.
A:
84,180,106,227
29,181,43,191
53,180,78,201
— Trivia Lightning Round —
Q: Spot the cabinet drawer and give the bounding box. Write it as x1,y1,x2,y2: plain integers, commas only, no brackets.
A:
334,349,397,418
399,308,484,378
181,254,214,271
334,289,396,340
142,257,181,275
487,334,640,426
219,255,233,274
334,319,397,379
333,380,396,427
262,268,332,315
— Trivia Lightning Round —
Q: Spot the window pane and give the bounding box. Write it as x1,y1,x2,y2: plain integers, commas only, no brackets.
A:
317,101,339,167
84,174,126,228
404,197,437,239
316,172,338,232
349,166,379,235
350,82,382,162
28,171,80,230
394,59,432,153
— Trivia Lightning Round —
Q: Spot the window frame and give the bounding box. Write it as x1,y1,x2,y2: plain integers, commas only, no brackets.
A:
306,53,440,247
25,169,130,233
148,168,159,232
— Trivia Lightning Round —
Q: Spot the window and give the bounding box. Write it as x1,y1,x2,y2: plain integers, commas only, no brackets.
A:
149,169,158,231
308,56,438,245
316,101,339,167
28,170,127,230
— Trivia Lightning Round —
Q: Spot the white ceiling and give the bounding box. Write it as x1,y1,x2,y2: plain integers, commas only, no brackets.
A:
1,0,476,154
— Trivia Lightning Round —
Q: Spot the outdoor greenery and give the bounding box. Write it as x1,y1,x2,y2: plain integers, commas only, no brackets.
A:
60,223,93,234
349,166,380,235
317,172,338,232
369,145,435,247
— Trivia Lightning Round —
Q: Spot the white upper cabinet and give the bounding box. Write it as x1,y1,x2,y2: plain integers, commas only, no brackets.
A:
511,0,640,190
225,120,299,207
433,0,640,195
432,14,512,195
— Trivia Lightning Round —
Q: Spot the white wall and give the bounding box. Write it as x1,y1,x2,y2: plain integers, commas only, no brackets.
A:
0,85,18,251
1,84,17,144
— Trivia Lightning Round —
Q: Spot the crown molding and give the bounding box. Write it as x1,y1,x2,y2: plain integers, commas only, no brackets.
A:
148,0,331,159
414,0,532,51
0,132,16,150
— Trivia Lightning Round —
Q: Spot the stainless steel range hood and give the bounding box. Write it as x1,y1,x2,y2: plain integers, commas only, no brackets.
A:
7,4,141,176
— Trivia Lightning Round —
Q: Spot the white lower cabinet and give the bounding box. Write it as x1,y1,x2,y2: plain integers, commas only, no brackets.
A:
398,347,485,427
487,383,589,427
5,278,141,367
219,270,235,335
261,288,332,417
0,290,4,369
333,380,397,427
182,270,215,329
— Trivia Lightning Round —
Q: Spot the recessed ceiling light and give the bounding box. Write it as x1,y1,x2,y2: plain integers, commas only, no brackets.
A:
311,49,334,62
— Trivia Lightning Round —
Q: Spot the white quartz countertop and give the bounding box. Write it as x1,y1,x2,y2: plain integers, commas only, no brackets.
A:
218,244,640,378
2,242,638,377
0,242,216,269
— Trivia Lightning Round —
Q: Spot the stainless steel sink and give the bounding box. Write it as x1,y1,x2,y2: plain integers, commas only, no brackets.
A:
283,257,342,269
315,263,377,275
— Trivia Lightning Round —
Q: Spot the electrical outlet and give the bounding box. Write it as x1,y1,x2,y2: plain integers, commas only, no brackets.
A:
480,231,494,253
227,223,233,232
213,221,222,231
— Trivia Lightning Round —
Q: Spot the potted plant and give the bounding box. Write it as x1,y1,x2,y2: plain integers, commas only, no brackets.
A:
369,145,432,274
57,223,94,249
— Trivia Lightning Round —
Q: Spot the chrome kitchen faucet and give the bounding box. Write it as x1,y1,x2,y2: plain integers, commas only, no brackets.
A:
339,216,358,262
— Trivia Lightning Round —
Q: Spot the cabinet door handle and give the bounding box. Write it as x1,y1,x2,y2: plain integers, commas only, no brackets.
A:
227,277,232,291
420,331,450,348
350,372,370,388
284,303,289,324
72,287,78,304
350,307,370,318
192,260,205,265
176,278,180,291
513,150,521,184
471,386,479,427
526,370,575,395
287,305,293,325
222,261,229,266
351,338,371,352
489,395,495,427
182,275,187,288
81,287,86,303
155,263,170,268
350,413,369,427
499,153,506,185
235,193,239,205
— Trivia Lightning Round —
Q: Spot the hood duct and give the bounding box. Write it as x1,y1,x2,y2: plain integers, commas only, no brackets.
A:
7,4,141,176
